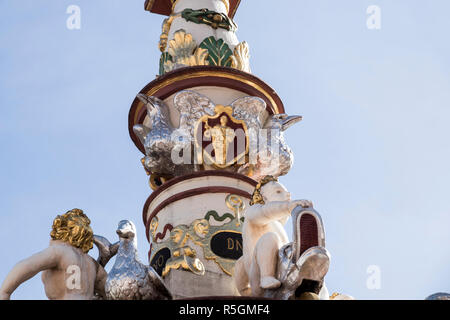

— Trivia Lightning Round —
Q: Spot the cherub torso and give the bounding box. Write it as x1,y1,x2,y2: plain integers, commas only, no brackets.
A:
41,242,97,300
242,217,289,267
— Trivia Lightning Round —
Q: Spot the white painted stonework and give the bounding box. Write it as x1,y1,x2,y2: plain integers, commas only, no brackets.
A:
168,0,239,52
146,173,254,297
142,86,269,130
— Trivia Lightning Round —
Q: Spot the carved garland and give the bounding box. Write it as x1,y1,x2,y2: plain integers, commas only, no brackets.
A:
159,7,236,53
181,8,237,31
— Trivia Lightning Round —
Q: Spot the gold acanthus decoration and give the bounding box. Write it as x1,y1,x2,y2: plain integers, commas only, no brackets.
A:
160,29,251,73
159,14,180,52
230,41,251,73
163,29,209,73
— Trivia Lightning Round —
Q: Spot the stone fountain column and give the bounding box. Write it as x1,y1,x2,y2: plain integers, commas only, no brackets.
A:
128,0,292,298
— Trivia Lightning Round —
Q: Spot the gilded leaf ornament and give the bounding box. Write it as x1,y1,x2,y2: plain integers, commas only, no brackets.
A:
230,41,251,73
168,29,197,60
159,14,180,52
199,36,233,67
163,29,210,73
159,31,251,74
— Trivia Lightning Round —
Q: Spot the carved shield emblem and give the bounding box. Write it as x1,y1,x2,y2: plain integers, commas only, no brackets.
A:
194,105,249,168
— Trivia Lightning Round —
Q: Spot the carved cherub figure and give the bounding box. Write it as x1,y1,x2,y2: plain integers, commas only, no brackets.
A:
233,176,312,296
0,209,107,300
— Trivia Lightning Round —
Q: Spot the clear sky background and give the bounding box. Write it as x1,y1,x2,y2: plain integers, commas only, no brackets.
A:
0,0,449,300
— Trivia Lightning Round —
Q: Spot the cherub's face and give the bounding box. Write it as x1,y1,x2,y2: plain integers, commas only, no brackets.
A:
260,181,291,202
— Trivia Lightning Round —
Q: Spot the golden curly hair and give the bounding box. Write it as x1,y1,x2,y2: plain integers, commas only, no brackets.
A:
249,175,278,206
50,209,93,253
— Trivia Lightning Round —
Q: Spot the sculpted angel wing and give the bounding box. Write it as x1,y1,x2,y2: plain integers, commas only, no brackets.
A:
231,96,267,132
173,90,216,136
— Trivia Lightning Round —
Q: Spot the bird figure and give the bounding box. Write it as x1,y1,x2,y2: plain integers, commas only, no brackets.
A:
248,113,302,181
133,94,175,175
105,220,172,300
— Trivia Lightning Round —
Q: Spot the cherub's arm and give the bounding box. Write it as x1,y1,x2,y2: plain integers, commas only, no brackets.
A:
246,200,312,226
246,201,293,226
0,246,59,300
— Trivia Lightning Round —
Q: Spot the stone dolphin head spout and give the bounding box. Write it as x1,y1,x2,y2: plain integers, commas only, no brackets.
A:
116,220,137,240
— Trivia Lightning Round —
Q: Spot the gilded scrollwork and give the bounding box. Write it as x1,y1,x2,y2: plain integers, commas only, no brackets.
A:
162,246,205,277
159,225,205,277
159,14,180,52
149,217,159,242
225,194,244,226
150,194,246,277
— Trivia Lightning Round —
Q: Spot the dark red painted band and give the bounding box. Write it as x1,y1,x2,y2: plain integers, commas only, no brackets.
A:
128,66,285,154
144,186,252,241
141,170,257,226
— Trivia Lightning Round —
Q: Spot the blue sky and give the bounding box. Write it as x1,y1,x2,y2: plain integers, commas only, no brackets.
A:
1,0,449,299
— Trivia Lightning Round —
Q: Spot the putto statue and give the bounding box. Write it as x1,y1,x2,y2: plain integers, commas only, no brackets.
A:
0,209,107,300
233,176,331,299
